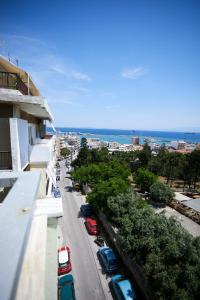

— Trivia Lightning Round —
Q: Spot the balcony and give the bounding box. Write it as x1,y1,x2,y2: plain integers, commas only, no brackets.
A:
0,71,30,95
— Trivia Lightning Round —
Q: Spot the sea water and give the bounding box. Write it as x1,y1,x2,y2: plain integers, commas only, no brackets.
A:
48,127,200,145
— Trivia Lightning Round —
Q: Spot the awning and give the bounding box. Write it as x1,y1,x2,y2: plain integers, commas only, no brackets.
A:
34,198,63,217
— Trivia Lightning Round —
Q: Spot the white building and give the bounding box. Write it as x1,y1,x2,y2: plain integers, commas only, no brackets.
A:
170,140,186,150
0,56,62,300
107,141,120,149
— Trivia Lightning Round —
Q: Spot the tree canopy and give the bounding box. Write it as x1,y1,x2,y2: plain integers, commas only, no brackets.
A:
134,168,157,192
60,147,70,157
150,181,175,204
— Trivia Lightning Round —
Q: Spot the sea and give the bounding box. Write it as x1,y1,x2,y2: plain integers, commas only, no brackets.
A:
48,127,200,145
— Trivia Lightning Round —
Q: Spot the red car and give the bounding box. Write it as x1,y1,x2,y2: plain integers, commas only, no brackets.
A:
85,218,99,235
58,246,72,275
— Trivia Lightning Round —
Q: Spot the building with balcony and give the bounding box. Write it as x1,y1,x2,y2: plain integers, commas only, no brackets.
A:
0,56,62,300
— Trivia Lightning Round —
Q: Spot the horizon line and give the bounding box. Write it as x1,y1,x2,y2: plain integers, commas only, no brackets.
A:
47,126,200,133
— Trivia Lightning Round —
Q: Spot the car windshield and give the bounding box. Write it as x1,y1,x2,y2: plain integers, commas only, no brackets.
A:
60,261,68,267
91,225,97,228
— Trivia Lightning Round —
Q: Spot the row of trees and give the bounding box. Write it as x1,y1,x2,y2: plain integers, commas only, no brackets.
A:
72,138,131,210
74,139,200,191
72,141,200,299
108,191,200,299
72,161,131,210
134,144,200,190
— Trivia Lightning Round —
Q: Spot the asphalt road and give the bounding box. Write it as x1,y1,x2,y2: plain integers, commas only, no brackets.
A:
58,160,113,300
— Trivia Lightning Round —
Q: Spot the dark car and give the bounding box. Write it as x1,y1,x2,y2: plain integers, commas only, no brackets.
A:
94,235,105,247
56,169,61,175
110,274,136,300
80,204,93,217
54,187,61,198
72,181,80,190
58,274,76,300
97,247,119,273
67,186,73,192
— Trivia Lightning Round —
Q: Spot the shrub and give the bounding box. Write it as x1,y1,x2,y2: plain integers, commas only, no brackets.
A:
150,181,175,204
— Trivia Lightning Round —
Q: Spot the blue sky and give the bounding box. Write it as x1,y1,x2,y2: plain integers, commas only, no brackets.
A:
0,0,200,130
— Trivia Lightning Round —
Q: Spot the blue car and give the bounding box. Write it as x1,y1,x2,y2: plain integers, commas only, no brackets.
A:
54,187,61,198
58,274,76,300
97,247,119,273
110,274,136,300
80,204,93,217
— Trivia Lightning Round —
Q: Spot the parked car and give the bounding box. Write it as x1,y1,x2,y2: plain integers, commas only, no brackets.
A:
97,247,119,273
110,274,136,300
56,169,61,175
80,204,93,217
73,182,80,190
58,274,76,300
56,175,60,181
94,235,105,247
67,186,73,192
85,218,99,235
66,166,72,174
58,246,72,275
54,187,61,198
56,162,60,167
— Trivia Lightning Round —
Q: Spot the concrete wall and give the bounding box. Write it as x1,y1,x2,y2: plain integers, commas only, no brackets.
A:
17,119,29,169
10,118,29,171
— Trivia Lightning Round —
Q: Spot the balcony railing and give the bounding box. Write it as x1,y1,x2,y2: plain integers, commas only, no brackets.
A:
0,151,12,170
0,71,29,95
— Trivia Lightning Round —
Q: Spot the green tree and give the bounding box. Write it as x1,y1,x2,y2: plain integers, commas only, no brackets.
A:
137,143,152,168
60,147,70,157
72,146,91,167
163,152,182,185
134,168,157,192
150,181,175,204
107,190,147,226
148,144,168,175
81,137,88,148
188,150,200,190
87,177,129,211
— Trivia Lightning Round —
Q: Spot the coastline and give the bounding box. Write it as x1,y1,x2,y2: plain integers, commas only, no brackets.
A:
48,127,200,145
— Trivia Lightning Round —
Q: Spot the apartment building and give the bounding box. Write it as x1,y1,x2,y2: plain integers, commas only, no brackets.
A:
0,56,62,300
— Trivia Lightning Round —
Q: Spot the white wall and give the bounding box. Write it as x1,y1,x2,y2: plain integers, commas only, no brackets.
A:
10,118,29,171
28,124,37,145
17,119,29,169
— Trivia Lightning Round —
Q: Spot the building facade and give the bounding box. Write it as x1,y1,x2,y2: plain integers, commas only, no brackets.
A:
0,56,62,300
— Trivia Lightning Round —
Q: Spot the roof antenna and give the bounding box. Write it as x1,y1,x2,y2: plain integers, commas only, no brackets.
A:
8,51,11,62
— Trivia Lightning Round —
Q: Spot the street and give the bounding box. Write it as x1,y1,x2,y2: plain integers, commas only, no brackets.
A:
58,160,113,300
